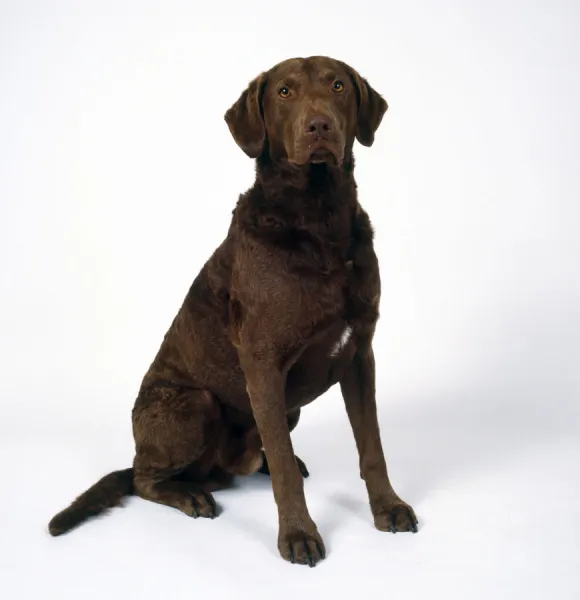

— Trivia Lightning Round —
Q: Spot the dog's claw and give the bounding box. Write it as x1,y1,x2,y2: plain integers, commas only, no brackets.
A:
411,521,418,533
190,495,200,518
305,540,315,568
203,492,217,518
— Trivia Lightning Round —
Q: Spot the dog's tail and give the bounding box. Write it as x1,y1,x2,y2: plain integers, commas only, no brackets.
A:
48,468,134,536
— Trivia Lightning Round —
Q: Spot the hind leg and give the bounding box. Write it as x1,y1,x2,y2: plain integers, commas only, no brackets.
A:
135,479,219,518
131,385,225,519
258,409,310,478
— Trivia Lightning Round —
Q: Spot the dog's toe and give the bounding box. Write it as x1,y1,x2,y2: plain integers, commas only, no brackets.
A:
374,502,418,533
188,491,218,519
278,530,326,567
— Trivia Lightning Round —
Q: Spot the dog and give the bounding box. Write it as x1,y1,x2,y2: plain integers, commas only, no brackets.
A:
48,55,418,567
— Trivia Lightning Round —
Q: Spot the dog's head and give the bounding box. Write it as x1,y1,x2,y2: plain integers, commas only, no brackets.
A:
225,56,387,166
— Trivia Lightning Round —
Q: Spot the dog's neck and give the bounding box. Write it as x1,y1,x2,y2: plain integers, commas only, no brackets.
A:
233,152,360,254
254,152,357,211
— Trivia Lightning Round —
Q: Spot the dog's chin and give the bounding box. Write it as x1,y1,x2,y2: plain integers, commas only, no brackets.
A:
308,148,339,165
289,145,343,167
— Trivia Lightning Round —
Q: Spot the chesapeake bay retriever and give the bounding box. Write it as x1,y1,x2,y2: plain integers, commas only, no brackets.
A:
48,55,418,566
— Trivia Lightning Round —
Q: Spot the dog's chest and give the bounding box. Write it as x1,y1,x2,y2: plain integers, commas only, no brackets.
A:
329,324,353,357
284,318,357,410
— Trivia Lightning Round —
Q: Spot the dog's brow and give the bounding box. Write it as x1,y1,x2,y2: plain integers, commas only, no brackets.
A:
281,74,300,86
318,70,337,82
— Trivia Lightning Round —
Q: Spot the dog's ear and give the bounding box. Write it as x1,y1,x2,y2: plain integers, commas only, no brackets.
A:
343,65,388,147
224,74,267,158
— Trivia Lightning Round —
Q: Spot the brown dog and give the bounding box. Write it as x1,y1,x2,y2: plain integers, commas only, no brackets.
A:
48,55,417,567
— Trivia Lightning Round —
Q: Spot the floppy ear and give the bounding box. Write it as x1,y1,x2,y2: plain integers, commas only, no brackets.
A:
347,68,388,147
224,74,266,158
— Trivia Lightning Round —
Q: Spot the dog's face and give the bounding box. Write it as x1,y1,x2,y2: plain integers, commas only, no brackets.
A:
225,56,388,166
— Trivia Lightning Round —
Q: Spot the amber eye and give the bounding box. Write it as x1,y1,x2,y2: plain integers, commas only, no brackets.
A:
278,86,290,98
332,80,344,93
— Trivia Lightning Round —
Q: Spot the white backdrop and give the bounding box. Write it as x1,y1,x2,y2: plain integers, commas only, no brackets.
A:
1,1,579,598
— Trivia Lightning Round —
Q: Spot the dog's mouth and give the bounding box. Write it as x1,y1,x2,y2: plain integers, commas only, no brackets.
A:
290,142,343,166
308,147,337,164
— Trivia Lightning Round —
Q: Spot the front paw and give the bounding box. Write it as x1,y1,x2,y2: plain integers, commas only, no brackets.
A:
374,500,418,534
278,527,326,567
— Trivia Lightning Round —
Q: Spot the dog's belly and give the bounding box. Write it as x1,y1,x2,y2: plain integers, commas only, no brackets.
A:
284,322,356,411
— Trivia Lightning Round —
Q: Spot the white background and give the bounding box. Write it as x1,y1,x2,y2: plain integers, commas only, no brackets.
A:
1,0,579,598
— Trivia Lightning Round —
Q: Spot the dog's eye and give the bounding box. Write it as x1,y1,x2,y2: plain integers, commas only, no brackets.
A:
278,86,290,98
332,80,344,93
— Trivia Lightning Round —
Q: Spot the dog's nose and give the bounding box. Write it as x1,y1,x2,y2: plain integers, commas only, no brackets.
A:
306,115,332,138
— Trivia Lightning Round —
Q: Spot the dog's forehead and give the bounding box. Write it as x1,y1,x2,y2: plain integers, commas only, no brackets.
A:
268,56,346,83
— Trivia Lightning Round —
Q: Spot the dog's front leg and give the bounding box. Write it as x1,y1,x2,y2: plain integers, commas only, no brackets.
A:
239,356,325,566
340,344,418,533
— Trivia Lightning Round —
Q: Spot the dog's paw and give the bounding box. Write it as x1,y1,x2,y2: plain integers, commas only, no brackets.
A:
278,528,326,567
188,491,218,519
259,450,310,478
374,501,418,533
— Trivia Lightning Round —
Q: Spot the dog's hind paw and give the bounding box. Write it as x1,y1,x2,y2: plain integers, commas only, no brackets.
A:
188,491,218,519
258,450,309,478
